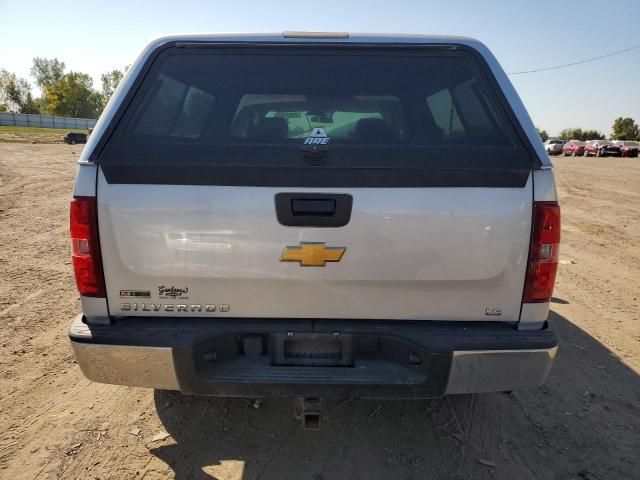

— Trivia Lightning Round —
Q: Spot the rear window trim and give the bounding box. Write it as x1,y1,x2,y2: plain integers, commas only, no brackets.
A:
90,41,540,169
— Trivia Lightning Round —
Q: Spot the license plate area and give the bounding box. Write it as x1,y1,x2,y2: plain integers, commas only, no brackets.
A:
272,333,353,366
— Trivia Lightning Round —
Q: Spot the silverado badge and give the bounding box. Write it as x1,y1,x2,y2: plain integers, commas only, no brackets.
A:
280,242,346,267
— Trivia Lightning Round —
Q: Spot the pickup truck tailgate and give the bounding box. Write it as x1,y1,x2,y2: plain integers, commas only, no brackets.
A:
97,176,531,321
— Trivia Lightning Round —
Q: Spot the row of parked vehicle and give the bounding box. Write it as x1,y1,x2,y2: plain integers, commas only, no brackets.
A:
544,139,639,157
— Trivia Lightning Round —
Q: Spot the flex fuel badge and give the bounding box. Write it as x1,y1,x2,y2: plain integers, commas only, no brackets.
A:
119,290,150,298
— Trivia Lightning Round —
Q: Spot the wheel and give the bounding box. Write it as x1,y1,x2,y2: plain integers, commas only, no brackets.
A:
70,140,76,145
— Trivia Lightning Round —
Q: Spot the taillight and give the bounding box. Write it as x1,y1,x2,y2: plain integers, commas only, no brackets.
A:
70,197,105,297
523,201,561,303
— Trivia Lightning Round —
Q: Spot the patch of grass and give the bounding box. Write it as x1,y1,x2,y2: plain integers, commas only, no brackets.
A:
0,125,90,144
0,126,88,134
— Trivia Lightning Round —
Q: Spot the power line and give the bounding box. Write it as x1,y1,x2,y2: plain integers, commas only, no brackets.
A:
507,43,640,75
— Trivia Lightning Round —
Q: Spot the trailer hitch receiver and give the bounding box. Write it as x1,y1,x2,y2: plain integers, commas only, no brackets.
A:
294,397,322,430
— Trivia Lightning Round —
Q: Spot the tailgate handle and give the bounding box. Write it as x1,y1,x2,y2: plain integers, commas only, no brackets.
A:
291,199,336,215
275,193,352,227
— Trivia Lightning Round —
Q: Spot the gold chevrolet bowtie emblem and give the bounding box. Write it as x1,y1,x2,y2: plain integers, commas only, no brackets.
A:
280,242,346,267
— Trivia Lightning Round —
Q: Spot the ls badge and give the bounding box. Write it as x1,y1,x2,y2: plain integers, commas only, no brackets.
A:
280,242,346,267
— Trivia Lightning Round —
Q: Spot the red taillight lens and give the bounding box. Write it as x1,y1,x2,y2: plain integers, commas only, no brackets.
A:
523,201,560,303
70,197,105,297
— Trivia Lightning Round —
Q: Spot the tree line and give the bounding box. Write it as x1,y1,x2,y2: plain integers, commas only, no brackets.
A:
538,117,640,143
0,58,125,119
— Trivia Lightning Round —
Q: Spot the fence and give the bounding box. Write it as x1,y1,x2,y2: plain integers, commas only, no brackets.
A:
0,112,97,130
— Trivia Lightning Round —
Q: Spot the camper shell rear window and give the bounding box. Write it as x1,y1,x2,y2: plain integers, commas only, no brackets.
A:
97,44,534,188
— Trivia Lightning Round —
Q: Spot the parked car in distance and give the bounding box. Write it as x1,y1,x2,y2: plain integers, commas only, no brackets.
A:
562,140,586,156
64,132,88,145
612,140,639,157
544,139,564,155
584,140,621,157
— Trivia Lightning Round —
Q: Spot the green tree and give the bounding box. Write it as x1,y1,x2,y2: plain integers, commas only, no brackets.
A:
582,129,605,140
558,128,582,141
0,69,39,113
98,69,125,111
611,117,639,140
29,58,129,118
42,72,101,118
558,128,604,141
30,58,66,89
100,69,124,99
537,127,549,142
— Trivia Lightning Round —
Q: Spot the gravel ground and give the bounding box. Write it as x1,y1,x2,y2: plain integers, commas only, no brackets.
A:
0,144,638,480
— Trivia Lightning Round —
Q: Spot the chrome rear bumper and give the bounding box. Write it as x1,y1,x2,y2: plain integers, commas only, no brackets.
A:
70,315,558,397
71,342,179,390
445,348,557,394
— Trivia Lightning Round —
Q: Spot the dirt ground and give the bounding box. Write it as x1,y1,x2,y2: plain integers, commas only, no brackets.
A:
0,143,638,480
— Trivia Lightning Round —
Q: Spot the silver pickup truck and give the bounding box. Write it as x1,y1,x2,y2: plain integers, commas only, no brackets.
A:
69,33,560,422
